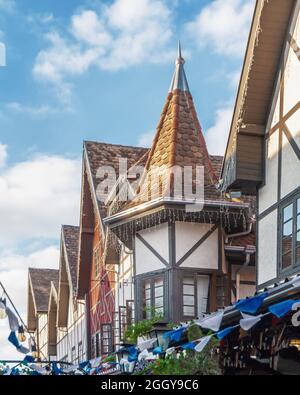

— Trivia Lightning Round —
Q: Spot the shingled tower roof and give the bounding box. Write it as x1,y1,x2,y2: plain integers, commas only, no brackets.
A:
123,43,218,207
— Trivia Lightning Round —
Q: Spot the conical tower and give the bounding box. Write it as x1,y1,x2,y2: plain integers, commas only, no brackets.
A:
137,43,218,203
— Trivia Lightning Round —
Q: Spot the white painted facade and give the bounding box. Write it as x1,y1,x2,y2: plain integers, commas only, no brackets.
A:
112,219,221,337
176,222,219,270
57,300,87,364
135,222,219,274
37,313,49,361
114,246,135,346
258,3,300,286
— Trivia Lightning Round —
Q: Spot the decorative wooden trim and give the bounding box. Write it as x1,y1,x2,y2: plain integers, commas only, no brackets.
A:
176,224,218,266
269,102,300,136
168,221,176,266
258,186,300,220
209,272,217,313
136,233,169,267
288,33,300,61
283,123,300,160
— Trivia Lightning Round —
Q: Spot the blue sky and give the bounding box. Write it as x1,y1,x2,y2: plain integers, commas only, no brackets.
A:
0,0,255,359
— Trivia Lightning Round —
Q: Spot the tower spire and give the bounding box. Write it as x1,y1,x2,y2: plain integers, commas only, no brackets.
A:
169,41,189,92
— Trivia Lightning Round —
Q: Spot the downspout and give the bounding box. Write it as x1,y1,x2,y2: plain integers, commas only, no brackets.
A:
225,221,253,244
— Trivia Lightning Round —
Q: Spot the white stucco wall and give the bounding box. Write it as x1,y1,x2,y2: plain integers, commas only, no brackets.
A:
57,299,87,363
257,6,300,286
176,222,218,269
280,13,300,198
135,223,169,275
259,129,279,214
257,210,278,285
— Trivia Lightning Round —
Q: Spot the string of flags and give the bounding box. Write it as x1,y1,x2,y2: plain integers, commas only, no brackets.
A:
1,274,300,375
0,297,32,355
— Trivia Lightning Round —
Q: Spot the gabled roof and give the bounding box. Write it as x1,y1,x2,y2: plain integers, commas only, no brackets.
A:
62,225,80,293
28,268,59,313
77,142,148,298
84,141,149,218
57,225,79,327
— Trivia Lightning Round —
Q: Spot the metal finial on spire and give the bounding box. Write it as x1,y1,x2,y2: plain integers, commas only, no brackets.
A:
177,41,185,65
169,41,189,92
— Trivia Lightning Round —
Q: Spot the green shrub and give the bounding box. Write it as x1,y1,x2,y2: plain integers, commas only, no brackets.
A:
138,328,220,376
124,314,161,344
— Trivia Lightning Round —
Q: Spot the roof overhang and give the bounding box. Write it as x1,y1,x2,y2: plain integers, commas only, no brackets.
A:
103,197,250,227
57,230,72,328
48,283,58,357
77,153,95,299
221,0,296,193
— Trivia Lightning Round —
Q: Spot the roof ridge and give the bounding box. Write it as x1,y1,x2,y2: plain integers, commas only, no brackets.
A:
62,224,80,230
84,140,149,151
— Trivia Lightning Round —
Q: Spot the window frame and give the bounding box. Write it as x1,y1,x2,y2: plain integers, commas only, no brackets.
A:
141,273,166,320
93,245,101,279
101,323,114,355
279,193,300,275
91,331,101,358
181,272,211,320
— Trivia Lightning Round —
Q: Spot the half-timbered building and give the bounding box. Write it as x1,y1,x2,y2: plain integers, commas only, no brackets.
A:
77,142,147,359
56,225,87,364
75,45,256,357
221,0,300,290
27,268,59,360
218,0,300,375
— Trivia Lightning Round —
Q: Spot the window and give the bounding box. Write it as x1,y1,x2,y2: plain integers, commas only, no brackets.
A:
154,278,164,316
144,280,152,319
182,275,210,318
101,324,113,355
119,300,134,342
91,332,101,358
94,246,101,278
142,275,165,319
183,277,195,317
280,196,300,272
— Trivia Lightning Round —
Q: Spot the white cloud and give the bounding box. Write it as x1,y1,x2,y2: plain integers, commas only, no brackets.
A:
0,246,59,360
185,0,254,57
0,143,7,168
0,148,80,360
0,152,81,248
138,130,155,147
205,106,233,156
6,102,58,118
71,10,111,47
33,0,174,100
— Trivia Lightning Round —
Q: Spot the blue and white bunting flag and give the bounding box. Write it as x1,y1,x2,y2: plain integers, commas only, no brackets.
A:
6,307,19,332
235,292,268,314
196,311,224,332
194,335,212,353
240,313,263,331
216,326,235,340
268,299,300,318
